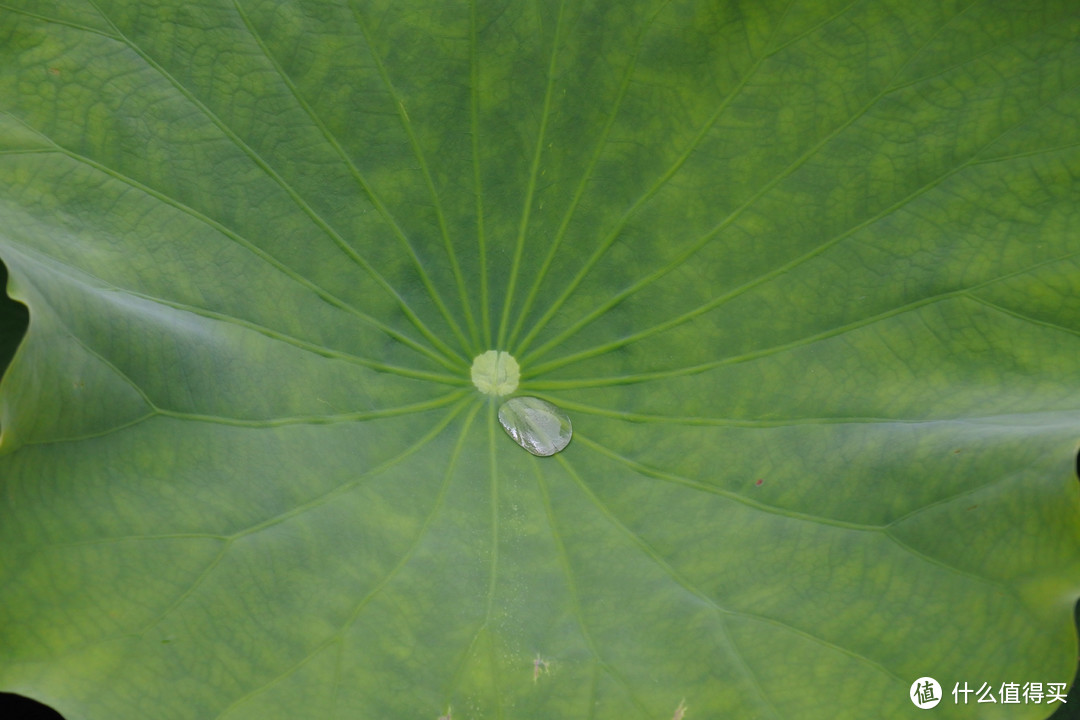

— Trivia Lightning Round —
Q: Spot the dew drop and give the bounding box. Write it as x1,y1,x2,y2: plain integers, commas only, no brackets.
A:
498,397,572,457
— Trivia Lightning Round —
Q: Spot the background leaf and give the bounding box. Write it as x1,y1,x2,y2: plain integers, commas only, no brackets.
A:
0,261,29,380
1,1,1079,718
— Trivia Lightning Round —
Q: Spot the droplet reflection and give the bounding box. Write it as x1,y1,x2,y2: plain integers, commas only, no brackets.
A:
497,397,572,457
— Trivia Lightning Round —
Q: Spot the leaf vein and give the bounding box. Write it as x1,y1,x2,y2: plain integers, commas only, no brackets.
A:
506,0,673,352
345,0,479,354
513,0,799,359
520,0,999,370
228,0,469,362
495,0,568,350
534,458,654,718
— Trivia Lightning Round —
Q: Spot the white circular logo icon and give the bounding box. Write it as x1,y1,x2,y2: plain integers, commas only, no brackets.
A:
910,677,942,709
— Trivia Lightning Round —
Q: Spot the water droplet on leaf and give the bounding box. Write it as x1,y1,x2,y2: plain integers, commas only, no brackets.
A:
498,397,572,457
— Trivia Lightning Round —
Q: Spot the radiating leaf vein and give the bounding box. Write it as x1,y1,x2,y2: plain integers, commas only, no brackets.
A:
232,399,470,539
513,0,798,359
496,0,567,350
506,0,673,351
346,0,480,354
519,0,1024,369
533,458,654,719
555,453,785,718
86,0,467,366
0,3,121,40
37,141,462,372
212,401,483,720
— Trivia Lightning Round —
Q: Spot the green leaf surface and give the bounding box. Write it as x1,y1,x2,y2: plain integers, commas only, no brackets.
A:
1,1,1079,718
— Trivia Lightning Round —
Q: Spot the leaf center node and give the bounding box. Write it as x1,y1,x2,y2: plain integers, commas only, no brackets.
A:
470,350,519,396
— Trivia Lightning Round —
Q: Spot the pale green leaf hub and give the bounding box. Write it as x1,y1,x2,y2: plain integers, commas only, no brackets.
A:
470,349,519,396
